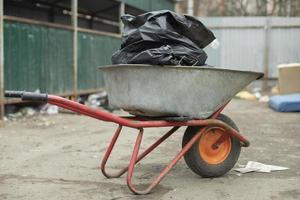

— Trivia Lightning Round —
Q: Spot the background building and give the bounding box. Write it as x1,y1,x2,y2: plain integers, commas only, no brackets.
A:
177,0,300,17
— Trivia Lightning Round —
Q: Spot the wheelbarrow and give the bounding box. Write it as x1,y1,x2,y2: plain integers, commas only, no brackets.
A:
4,64,263,195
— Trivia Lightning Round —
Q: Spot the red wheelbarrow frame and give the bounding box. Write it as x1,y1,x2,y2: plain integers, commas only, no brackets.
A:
4,91,250,195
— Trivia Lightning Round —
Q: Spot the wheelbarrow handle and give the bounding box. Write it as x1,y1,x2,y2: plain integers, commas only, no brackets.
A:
5,90,48,102
5,90,24,98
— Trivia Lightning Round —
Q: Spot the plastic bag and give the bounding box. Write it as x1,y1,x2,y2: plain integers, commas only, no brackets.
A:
112,10,215,66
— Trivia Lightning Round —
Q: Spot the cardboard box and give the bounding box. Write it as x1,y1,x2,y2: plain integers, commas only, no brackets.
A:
278,63,300,94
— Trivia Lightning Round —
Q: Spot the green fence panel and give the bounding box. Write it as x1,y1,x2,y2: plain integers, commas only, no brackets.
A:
125,0,174,11
4,21,121,95
77,32,120,91
4,21,73,94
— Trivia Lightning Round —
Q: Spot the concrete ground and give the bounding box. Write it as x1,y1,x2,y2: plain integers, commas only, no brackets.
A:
0,99,299,200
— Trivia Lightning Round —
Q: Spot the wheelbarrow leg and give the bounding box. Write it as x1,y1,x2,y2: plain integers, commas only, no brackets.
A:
100,126,180,178
100,125,123,178
126,127,209,195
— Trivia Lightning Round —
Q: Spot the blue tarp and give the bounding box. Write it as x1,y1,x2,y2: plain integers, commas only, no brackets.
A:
269,93,300,112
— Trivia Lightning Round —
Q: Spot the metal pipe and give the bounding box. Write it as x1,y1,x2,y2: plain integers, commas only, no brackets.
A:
119,0,125,33
0,0,4,120
47,95,249,146
187,0,194,16
263,17,270,89
126,127,206,195
4,93,248,146
101,126,180,178
71,0,78,98
100,125,124,178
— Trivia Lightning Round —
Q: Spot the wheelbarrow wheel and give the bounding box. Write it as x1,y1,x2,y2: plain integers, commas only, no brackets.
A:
182,114,241,178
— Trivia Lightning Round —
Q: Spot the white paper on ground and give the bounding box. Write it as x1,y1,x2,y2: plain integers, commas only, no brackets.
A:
234,161,289,174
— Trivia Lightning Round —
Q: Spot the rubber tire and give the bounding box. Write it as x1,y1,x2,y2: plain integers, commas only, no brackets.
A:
182,114,241,178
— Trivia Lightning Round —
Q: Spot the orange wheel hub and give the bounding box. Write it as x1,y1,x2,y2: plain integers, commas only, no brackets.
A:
199,128,231,164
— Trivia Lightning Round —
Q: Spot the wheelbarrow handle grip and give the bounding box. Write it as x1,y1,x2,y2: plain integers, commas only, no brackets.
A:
5,90,48,102
22,92,48,102
5,90,24,98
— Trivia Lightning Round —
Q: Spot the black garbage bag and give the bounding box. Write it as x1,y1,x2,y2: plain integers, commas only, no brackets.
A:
112,10,215,66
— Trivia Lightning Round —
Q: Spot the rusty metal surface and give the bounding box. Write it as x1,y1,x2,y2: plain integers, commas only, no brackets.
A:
100,64,263,119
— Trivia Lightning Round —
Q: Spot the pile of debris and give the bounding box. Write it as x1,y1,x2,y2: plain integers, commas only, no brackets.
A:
235,63,300,113
235,88,270,102
269,63,300,112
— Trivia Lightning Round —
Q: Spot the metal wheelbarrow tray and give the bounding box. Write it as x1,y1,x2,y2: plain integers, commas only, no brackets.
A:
100,64,263,119
5,65,263,195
